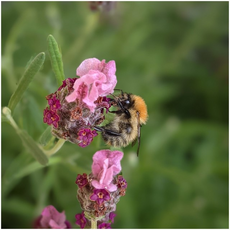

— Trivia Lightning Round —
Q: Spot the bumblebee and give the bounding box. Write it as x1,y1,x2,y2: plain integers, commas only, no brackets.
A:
94,90,148,156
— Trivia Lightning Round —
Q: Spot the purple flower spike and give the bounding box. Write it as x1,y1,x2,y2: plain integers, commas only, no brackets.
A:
75,212,87,229
109,212,116,223
90,189,111,205
43,108,59,128
117,175,127,189
98,222,112,229
48,95,61,111
77,128,98,148
75,173,88,188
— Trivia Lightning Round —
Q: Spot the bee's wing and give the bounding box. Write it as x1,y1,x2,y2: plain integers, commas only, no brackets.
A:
131,112,141,157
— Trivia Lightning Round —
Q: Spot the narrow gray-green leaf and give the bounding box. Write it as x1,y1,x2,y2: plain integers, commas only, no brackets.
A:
39,126,54,147
15,156,61,179
17,129,49,166
47,35,65,85
8,52,45,112
2,155,61,197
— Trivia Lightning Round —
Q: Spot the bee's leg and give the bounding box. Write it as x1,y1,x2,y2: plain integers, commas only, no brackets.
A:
117,99,131,118
93,126,121,136
108,93,130,118
108,110,120,114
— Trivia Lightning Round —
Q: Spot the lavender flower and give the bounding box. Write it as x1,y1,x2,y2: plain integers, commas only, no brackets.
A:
43,108,59,128
90,189,111,205
109,212,116,223
77,128,98,148
75,150,127,227
98,222,112,229
75,212,87,229
117,175,127,190
43,58,116,148
76,173,88,188
33,205,71,229
48,94,61,111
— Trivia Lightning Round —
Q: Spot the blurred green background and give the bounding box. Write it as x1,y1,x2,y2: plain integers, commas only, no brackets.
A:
2,1,228,228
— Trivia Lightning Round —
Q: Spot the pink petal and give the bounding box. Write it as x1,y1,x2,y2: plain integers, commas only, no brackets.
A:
103,166,115,186
106,183,117,192
56,211,66,225
99,159,109,184
76,58,101,76
107,150,123,175
92,163,103,177
92,150,124,176
49,219,66,229
104,60,116,76
92,150,108,176
91,180,105,190
90,193,99,201
65,90,78,102
40,205,65,228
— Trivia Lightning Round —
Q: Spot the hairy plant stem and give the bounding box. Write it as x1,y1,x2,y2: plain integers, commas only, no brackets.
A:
91,219,97,229
42,139,65,156
2,107,19,130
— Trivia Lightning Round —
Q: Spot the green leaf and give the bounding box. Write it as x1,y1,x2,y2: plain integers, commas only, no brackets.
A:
2,152,32,197
2,154,61,198
47,35,65,85
15,156,61,179
17,129,49,166
39,126,55,148
8,52,45,113
2,107,49,166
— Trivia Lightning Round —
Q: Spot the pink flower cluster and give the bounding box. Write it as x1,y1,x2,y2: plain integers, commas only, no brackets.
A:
91,150,123,192
33,205,71,229
43,58,117,148
66,58,117,112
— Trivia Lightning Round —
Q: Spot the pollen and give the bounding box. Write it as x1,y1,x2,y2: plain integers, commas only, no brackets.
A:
133,95,148,124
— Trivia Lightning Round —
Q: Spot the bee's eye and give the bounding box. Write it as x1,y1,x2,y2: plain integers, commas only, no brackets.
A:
124,100,130,105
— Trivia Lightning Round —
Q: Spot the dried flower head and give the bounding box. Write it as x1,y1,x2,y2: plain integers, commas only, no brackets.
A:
43,58,116,148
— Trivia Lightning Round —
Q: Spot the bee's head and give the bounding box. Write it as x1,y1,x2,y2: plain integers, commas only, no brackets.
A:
131,95,148,125
111,91,133,109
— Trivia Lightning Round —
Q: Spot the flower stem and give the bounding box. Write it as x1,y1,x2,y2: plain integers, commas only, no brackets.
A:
2,107,49,165
91,219,97,229
2,107,19,130
42,138,65,157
